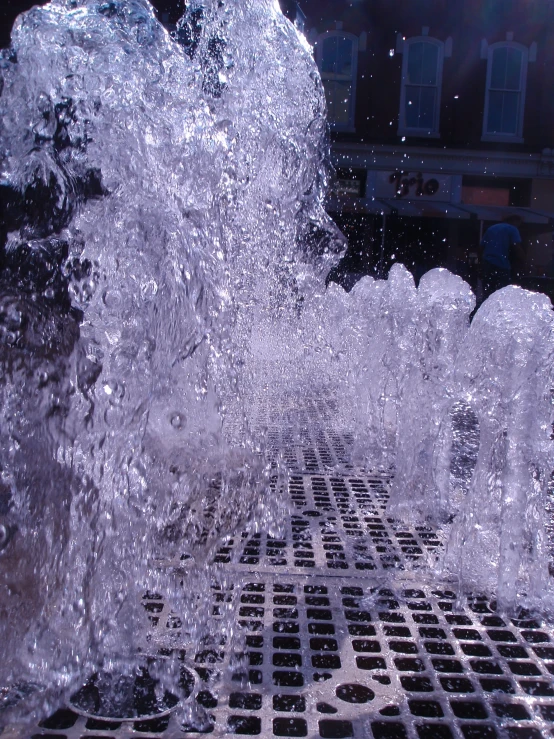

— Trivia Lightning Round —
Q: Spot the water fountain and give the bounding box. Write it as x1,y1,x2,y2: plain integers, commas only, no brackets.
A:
0,0,342,724
1,0,553,735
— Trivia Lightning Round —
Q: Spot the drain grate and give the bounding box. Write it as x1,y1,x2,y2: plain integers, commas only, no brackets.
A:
209,473,441,576
26,570,554,738
8,408,554,738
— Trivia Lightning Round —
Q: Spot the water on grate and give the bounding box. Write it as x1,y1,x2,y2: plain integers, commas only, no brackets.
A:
9,396,554,739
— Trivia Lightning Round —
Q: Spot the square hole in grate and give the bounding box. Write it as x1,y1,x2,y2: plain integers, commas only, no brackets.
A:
274,584,295,593
533,646,554,659
274,595,297,606
446,615,472,626
504,729,546,739
228,715,262,734
416,726,453,739
497,645,529,659
440,677,475,692
479,678,515,693
400,676,434,692
370,722,408,739
306,596,330,606
312,654,341,669
390,641,418,654
319,719,354,738
419,628,446,639
469,659,503,675
242,593,265,604
357,656,387,670
449,700,488,719
433,659,464,673
273,695,306,712
310,637,338,651
229,693,262,710
273,653,302,668
519,680,554,696
274,618,299,632
460,643,492,657
349,624,376,636
413,614,439,625
273,717,308,737
274,636,300,650
425,642,455,656
507,661,542,676
408,700,444,717
394,658,425,672
85,718,123,730
353,639,381,653
273,671,304,687
492,702,531,720
459,726,497,739
309,622,335,635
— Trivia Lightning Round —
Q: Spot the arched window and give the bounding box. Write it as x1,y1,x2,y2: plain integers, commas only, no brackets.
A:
316,32,358,131
483,42,528,142
398,37,444,137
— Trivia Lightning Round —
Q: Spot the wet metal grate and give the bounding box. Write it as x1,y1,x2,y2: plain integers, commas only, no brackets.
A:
209,474,441,576
26,570,554,738
9,420,554,739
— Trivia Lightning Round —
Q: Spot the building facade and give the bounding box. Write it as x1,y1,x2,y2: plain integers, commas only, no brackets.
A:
283,0,554,293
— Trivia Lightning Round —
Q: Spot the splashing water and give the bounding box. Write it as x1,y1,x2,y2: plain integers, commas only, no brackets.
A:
273,268,554,612
388,267,475,524
442,286,554,611
1,0,553,727
242,253,553,617
0,0,343,722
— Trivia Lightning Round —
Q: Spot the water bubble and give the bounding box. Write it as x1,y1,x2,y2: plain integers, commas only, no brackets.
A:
170,412,186,430
2,330,18,345
37,370,50,387
102,289,122,309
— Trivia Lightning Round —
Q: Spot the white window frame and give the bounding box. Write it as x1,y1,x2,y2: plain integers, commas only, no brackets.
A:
315,31,358,132
482,41,528,143
398,36,444,138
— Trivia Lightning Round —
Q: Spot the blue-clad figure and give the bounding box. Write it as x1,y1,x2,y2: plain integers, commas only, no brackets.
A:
480,215,525,300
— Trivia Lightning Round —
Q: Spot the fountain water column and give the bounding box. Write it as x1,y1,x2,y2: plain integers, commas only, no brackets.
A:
387,268,475,522
444,286,554,609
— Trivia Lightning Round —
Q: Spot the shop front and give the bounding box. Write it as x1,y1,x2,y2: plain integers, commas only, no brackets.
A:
327,144,554,297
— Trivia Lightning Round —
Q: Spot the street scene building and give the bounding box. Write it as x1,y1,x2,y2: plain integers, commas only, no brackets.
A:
282,0,554,295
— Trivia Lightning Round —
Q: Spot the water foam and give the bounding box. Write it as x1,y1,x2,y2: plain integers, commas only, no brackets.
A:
0,0,342,721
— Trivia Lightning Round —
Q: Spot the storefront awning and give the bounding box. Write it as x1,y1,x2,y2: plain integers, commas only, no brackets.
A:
376,198,470,219
329,196,554,225
447,204,553,225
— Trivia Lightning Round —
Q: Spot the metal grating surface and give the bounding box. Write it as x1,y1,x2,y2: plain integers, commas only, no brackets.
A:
7,399,554,739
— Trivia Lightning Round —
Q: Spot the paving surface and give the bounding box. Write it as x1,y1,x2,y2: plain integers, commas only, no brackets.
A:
7,394,554,738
